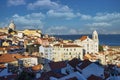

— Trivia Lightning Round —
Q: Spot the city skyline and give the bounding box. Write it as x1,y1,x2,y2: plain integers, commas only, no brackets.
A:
0,0,120,34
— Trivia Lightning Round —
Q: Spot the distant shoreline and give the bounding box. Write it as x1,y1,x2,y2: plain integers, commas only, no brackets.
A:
52,34,120,46
50,34,120,36
109,46,120,48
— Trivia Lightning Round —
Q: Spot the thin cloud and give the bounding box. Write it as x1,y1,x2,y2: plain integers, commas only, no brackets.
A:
45,26,68,35
7,0,26,6
47,10,76,19
86,22,111,27
11,13,44,29
77,13,92,20
27,0,71,12
93,12,120,22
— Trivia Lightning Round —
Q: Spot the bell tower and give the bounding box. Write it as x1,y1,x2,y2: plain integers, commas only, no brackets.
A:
92,30,99,53
92,30,98,42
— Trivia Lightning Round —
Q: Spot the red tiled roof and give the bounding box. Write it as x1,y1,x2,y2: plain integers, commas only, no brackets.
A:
87,75,102,80
41,38,48,40
54,43,62,46
117,64,120,68
0,46,21,51
68,58,81,68
0,34,8,36
41,38,53,42
108,49,114,51
49,61,67,70
54,44,81,47
0,54,31,63
32,64,43,71
0,32,7,36
0,64,6,69
78,60,92,70
80,36,87,41
63,44,81,47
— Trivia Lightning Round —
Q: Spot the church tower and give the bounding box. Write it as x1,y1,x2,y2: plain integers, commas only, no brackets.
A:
92,30,99,53
8,20,16,30
92,30,98,42
8,20,16,34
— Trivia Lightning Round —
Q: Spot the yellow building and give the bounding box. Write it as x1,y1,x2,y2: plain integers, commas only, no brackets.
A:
22,29,41,37
2,41,9,46
0,27,8,33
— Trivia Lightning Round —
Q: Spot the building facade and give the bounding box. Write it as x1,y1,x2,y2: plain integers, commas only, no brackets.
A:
39,43,83,63
39,45,53,63
53,43,83,61
22,29,41,37
74,30,99,54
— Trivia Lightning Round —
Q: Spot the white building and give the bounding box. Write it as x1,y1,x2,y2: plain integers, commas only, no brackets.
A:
53,43,83,61
39,45,53,63
20,57,38,67
39,43,83,63
74,30,99,54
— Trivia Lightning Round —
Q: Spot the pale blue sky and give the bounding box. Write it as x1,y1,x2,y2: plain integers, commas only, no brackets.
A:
0,0,120,34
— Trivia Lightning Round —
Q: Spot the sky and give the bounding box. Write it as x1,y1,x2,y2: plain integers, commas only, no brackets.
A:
0,0,120,35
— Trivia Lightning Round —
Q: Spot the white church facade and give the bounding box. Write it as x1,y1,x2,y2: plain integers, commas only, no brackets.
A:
74,30,99,54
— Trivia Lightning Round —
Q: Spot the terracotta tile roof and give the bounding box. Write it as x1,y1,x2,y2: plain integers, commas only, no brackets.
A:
78,60,92,70
63,44,81,47
83,55,89,60
0,54,31,63
0,64,6,69
41,38,48,40
108,49,114,51
54,44,81,47
0,66,5,73
54,43,60,46
80,36,88,41
0,34,8,36
32,64,43,71
39,71,65,80
0,46,21,51
84,54,92,59
117,64,120,68
68,58,81,68
87,75,102,80
49,61,67,70
0,32,7,36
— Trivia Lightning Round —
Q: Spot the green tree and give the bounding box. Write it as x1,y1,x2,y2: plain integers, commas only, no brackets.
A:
99,45,104,52
16,71,35,80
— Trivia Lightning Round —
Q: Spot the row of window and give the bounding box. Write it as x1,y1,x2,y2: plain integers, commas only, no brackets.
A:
64,48,77,51
64,52,81,55
44,48,81,52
